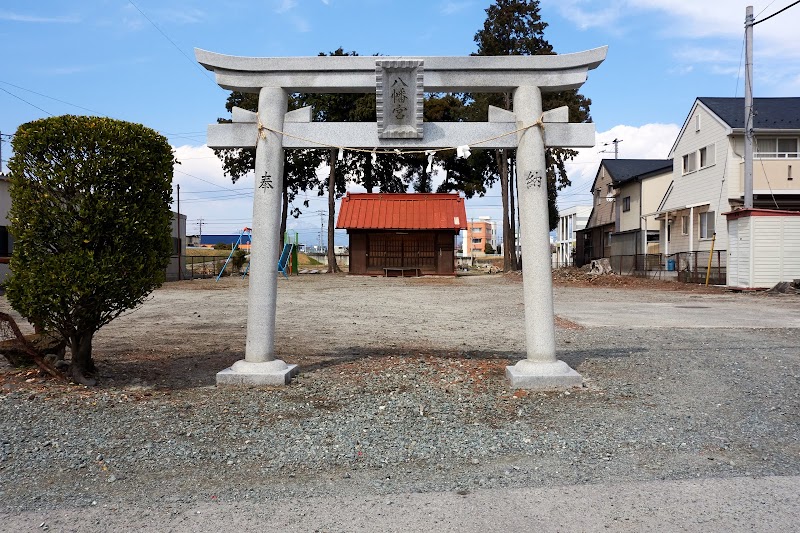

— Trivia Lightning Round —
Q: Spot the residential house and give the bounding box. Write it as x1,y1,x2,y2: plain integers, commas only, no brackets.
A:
657,97,800,276
607,159,673,272
575,161,616,266
575,158,672,267
554,205,591,267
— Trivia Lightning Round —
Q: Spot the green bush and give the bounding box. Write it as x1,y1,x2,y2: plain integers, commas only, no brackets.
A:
6,115,174,385
213,242,230,250
231,249,247,272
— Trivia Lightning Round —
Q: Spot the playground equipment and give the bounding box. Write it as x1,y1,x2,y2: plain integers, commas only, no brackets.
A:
239,231,300,279
216,227,251,281
277,232,300,278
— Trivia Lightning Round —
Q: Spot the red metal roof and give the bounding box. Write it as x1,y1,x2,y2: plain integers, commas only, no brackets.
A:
336,193,467,231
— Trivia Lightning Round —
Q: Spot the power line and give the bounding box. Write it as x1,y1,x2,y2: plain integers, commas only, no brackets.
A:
756,0,780,17
173,169,238,191
0,86,52,116
0,79,103,115
127,0,220,89
753,0,800,25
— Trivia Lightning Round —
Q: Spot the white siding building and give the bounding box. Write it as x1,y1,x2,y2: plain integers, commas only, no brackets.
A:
554,206,591,266
726,209,800,289
658,97,800,269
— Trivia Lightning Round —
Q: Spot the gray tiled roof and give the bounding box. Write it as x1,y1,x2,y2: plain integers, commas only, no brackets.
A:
602,159,672,186
698,97,800,129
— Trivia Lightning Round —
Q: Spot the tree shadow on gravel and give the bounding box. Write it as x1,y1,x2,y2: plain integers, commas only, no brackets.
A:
14,344,649,393
94,349,242,390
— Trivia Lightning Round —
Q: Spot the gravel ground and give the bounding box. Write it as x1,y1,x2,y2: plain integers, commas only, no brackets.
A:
1,273,799,530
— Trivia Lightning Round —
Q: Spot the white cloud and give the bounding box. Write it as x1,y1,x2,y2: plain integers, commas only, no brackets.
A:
291,15,311,33
0,11,80,23
546,1,623,30
172,145,255,235
275,0,298,13
154,8,206,25
558,123,680,208
441,2,475,15
551,0,800,54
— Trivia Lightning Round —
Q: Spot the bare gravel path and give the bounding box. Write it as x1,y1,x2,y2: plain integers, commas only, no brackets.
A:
1,274,799,530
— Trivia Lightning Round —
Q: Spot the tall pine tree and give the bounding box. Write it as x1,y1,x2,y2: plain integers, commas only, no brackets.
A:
474,0,592,270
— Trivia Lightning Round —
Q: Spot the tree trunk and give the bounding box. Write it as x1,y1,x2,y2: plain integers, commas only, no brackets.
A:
498,149,513,272
364,152,374,193
326,149,340,273
280,181,288,251
69,332,97,386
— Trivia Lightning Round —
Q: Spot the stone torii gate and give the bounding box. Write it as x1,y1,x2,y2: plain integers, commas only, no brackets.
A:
197,47,607,389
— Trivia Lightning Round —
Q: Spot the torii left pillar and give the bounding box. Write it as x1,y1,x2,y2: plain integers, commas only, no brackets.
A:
216,87,299,385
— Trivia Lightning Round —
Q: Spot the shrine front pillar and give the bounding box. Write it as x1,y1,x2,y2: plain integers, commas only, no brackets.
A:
506,85,582,389
216,87,298,385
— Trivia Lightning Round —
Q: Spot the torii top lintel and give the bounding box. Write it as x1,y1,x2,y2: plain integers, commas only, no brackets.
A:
195,47,608,94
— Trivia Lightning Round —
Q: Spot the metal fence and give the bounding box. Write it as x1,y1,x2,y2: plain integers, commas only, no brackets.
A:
584,250,727,285
165,255,244,281
669,250,727,285
609,254,664,275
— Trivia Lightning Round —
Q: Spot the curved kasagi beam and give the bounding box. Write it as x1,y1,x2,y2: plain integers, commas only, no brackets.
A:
195,46,608,94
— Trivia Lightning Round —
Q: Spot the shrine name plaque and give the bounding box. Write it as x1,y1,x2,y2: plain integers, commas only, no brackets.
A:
376,60,424,139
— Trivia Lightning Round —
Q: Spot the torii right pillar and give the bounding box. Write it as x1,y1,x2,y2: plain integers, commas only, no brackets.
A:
506,85,582,389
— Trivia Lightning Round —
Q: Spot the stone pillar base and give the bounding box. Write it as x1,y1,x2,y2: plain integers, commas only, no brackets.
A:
505,359,582,390
216,359,299,386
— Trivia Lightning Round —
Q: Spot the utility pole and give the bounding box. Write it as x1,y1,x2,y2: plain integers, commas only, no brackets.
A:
177,184,182,280
319,210,324,252
600,138,623,159
198,218,204,244
744,5,754,209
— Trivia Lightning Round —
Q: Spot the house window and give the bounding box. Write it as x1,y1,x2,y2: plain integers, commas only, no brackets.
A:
695,114,701,132
682,152,697,174
622,196,631,212
472,227,481,233
595,189,601,205
699,144,715,168
681,215,689,235
756,137,800,158
472,238,481,244
699,211,715,239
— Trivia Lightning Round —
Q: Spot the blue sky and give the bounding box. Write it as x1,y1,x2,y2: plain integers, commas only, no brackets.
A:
2,0,799,245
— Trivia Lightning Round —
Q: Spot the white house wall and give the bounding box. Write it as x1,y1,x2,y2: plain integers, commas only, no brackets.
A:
663,102,732,251
641,170,674,229
617,181,641,233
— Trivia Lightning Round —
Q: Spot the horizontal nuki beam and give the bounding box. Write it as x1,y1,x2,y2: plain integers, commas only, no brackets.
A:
195,47,608,94
207,121,596,150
